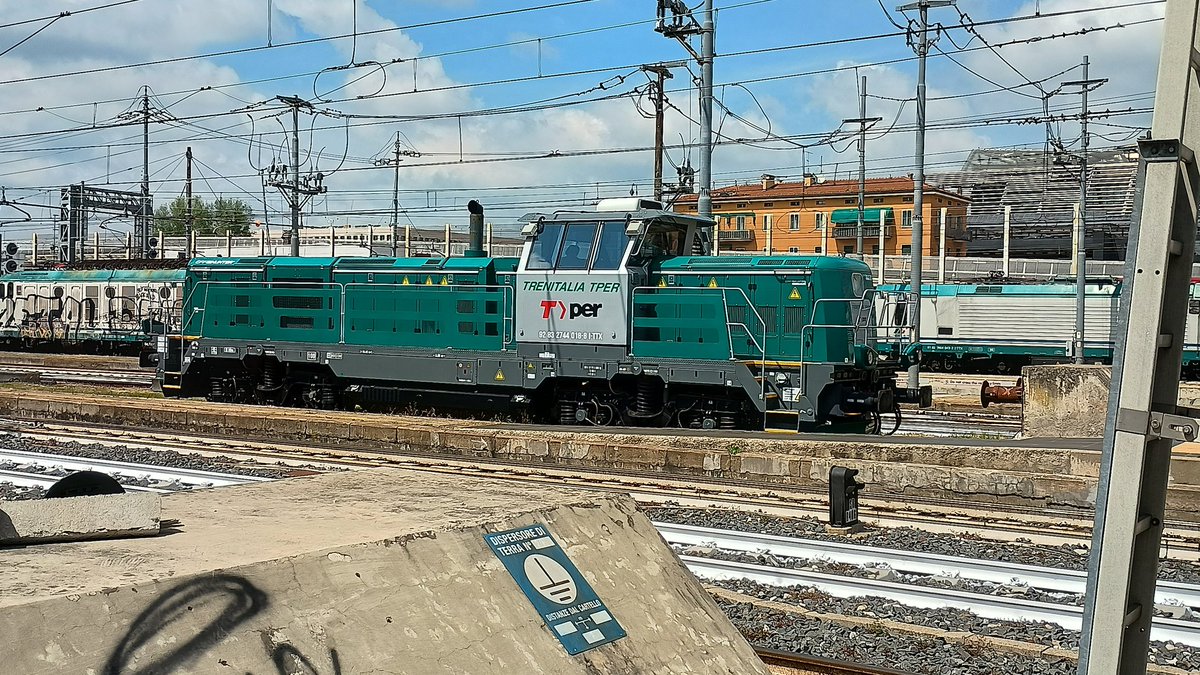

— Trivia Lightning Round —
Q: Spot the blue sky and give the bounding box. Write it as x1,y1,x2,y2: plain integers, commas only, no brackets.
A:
0,0,1165,234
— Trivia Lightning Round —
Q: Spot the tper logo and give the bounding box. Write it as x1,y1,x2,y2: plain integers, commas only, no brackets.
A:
540,300,602,320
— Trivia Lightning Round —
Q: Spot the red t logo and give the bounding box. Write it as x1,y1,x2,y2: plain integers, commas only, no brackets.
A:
540,300,565,319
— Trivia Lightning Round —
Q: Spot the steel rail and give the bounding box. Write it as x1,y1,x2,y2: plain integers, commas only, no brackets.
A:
754,647,914,675
682,555,1200,647
660,522,1200,610
0,448,267,488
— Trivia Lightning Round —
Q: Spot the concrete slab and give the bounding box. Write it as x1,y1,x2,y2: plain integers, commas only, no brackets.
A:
0,492,161,544
1022,365,1112,438
0,469,767,675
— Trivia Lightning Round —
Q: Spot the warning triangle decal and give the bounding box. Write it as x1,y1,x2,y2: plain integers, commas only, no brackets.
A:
424,276,434,286
707,278,718,289
657,277,667,288
440,276,449,286
494,369,506,382
789,287,801,300
401,276,410,285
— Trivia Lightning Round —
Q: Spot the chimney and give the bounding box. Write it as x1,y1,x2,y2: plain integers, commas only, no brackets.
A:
465,200,485,258
761,173,777,190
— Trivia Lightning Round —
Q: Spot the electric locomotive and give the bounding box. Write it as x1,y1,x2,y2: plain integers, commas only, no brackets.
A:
157,199,929,432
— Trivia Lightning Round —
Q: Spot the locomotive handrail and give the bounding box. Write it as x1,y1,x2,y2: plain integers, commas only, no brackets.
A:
630,285,768,370
806,290,889,363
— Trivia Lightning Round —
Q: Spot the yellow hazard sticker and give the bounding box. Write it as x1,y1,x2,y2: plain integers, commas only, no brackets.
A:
707,278,718,288
424,276,434,285
440,276,449,286
401,276,410,285
789,287,801,300
657,277,667,288
494,369,506,382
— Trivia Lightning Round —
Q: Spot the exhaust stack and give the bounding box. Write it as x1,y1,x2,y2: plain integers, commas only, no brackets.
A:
465,200,485,258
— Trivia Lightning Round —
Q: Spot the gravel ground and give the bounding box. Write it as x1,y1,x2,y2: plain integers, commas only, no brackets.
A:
721,598,1078,675
712,577,1200,671
648,505,1200,583
0,483,44,500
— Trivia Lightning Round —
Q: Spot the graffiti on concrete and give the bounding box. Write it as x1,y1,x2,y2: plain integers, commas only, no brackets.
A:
102,574,344,674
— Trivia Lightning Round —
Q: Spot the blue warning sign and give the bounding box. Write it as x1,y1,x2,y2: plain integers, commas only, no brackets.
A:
484,523,627,655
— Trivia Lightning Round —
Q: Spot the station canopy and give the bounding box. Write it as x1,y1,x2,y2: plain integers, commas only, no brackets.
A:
830,207,894,224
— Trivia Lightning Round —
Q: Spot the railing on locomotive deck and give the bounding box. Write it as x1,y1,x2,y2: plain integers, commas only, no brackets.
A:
800,288,913,364
179,278,515,348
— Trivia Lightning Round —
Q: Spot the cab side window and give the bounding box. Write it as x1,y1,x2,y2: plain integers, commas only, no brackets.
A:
527,223,564,270
556,223,598,270
591,221,628,270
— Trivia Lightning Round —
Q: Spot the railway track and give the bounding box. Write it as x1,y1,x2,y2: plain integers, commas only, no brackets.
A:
4,416,1199,557
0,364,153,387
0,447,267,492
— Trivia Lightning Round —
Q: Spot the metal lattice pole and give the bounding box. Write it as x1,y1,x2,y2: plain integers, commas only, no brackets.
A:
1078,0,1200,672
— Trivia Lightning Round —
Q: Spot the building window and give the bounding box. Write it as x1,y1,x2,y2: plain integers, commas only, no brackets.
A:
815,246,822,253
788,246,799,253
872,245,880,255
736,202,748,208
872,197,884,204
902,211,913,228
762,214,771,231
815,200,825,206
843,245,854,255
791,201,801,206
902,196,914,203
735,216,748,230
844,198,855,204
901,244,912,255
815,212,826,229
789,213,800,231
764,202,773,207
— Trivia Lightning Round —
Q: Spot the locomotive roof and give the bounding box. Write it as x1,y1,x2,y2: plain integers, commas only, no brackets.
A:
657,255,872,273
518,208,714,227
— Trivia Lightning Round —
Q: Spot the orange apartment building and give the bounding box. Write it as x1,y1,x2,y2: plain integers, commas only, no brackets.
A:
677,175,970,256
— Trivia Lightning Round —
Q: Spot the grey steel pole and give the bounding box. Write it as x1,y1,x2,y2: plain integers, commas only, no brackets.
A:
392,133,401,257
857,77,866,257
185,147,193,259
1060,56,1106,364
654,67,667,202
697,0,714,219
290,102,301,257
1075,56,1091,364
141,89,150,257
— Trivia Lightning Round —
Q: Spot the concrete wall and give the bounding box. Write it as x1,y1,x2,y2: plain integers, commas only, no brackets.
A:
0,469,767,674
1022,365,1112,439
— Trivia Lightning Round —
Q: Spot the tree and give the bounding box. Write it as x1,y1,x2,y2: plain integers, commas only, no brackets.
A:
153,196,253,236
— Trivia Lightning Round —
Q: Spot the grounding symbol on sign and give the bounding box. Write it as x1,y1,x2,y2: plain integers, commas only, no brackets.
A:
494,368,506,382
524,554,577,604
789,287,801,300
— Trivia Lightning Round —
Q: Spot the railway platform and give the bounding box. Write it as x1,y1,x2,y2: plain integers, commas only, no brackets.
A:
0,468,766,674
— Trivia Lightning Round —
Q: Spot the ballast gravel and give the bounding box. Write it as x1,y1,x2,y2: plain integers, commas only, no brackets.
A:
721,598,1078,675
714,577,1200,671
648,505,1200,584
